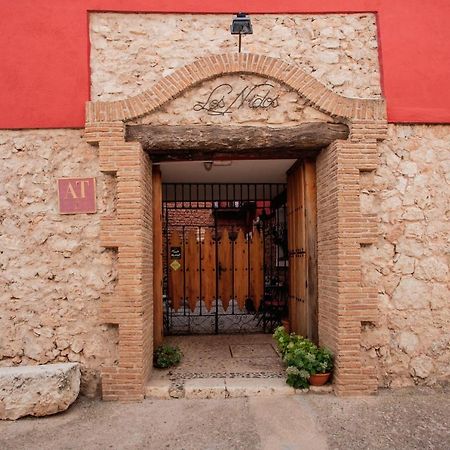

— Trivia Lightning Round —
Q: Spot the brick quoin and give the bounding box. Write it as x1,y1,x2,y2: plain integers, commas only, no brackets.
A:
85,53,387,400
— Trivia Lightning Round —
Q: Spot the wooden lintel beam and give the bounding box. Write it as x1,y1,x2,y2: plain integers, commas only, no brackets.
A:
125,123,349,161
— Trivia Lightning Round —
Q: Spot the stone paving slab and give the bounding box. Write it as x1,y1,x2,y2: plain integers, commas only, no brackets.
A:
225,378,295,398
145,377,303,400
147,334,334,400
184,378,227,399
144,379,171,400
229,343,278,358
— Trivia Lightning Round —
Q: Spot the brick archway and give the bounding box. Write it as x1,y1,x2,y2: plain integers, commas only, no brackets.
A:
85,53,387,400
86,53,386,124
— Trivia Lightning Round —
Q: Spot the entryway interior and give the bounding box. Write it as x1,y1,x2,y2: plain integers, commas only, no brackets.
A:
152,334,285,385
152,158,318,379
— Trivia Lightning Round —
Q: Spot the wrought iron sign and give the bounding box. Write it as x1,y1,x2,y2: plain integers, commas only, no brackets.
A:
193,82,280,116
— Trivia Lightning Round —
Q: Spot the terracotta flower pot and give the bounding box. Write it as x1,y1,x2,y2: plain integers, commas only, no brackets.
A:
309,372,331,386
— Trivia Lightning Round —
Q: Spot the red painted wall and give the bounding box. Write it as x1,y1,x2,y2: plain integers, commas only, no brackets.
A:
1,0,449,128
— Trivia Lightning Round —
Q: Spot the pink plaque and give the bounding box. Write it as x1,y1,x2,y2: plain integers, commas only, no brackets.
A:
58,177,96,214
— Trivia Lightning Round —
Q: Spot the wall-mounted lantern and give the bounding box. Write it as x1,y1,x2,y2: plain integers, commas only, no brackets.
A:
230,12,253,53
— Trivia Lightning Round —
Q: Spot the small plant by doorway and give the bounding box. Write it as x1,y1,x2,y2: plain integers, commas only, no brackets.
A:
153,344,183,369
273,326,333,389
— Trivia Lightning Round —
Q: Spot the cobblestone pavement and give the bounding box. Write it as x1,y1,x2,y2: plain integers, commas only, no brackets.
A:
0,386,448,450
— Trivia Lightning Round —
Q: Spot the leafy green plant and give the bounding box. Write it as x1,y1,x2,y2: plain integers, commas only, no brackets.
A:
273,326,292,356
313,347,333,374
286,366,310,389
273,326,333,388
153,344,182,369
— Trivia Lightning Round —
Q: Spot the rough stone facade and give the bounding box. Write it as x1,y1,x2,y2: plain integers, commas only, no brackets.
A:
0,130,118,397
361,124,450,387
90,13,381,102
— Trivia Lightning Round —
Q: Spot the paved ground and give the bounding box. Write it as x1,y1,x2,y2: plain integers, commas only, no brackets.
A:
1,386,448,450
157,334,285,381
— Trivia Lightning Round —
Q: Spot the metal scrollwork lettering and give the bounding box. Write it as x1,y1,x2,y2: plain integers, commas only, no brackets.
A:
193,83,280,116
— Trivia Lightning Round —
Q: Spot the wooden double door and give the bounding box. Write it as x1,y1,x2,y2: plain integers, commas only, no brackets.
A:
287,160,318,342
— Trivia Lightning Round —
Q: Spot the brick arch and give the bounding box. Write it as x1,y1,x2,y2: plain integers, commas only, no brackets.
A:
86,52,386,124
85,53,388,401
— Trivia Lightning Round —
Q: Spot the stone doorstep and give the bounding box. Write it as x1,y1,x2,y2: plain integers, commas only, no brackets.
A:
145,378,334,400
144,379,172,400
0,363,81,420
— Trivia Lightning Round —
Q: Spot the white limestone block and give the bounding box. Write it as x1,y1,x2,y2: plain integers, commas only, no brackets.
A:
0,363,80,420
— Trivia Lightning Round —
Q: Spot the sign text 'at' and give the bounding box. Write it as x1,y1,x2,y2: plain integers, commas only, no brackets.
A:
57,177,96,214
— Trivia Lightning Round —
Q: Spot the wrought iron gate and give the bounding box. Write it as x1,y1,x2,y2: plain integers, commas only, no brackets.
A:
163,183,288,334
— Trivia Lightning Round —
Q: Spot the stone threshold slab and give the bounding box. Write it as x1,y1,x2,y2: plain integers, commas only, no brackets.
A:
145,378,333,400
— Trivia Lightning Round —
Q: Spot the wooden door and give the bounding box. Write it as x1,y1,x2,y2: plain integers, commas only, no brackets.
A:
168,230,184,312
218,229,233,311
287,160,318,342
201,229,216,312
233,229,249,311
185,229,201,312
152,166,164,347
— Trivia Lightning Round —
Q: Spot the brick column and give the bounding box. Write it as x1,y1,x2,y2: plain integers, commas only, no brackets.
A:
317,120,387,395
86,122,153,401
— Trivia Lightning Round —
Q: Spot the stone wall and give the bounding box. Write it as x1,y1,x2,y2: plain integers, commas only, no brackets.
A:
361,124,450,387
0,130,118,397
90,13,381,102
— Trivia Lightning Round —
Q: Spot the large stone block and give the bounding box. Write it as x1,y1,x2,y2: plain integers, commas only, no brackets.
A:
0,363,80,420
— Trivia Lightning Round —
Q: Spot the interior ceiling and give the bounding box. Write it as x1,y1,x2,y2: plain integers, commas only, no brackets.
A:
159,159,296,183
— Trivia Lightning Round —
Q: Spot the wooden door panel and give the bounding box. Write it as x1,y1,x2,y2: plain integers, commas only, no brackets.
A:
234,229,248,311
297,165,307,337
201,228,216,312
218,229,233,311
287,173,296,330
287,160,317,340
304,161,318,343
152,166,163,346
168,230,184,312
185,229,200,312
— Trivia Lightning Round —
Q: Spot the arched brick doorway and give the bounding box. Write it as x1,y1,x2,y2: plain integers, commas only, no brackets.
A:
85,53,387,400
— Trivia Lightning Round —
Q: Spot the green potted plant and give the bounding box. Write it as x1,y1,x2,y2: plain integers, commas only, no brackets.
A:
153,344,183,369
308,347,333,386
273,326,333,388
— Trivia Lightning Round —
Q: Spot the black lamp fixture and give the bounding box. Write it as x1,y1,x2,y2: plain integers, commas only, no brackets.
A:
230,12,253,53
